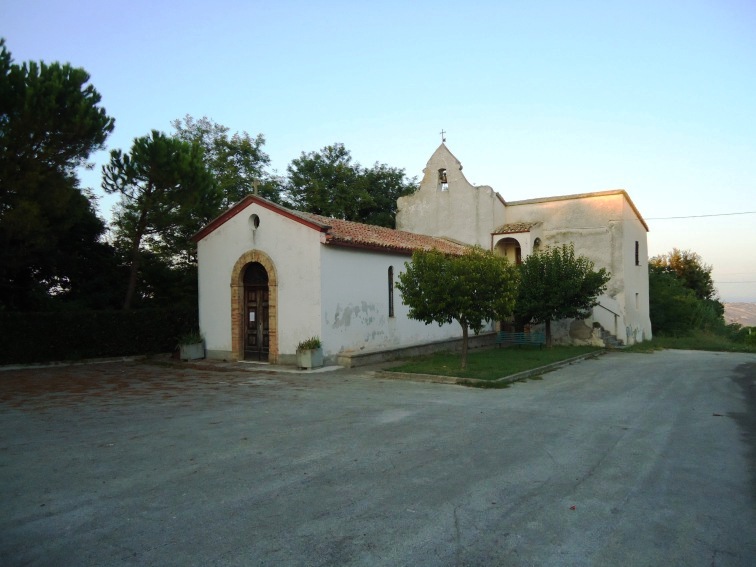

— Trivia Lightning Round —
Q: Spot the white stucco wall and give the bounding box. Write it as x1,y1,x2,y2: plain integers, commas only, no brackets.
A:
318,246,464,358
619,199,652,344
197,200,323,360
396,144,506,247
197,199,471,363
505,191,651,345
506,192,622,279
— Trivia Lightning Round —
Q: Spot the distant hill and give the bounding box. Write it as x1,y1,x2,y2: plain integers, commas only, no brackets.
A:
724,303,756,327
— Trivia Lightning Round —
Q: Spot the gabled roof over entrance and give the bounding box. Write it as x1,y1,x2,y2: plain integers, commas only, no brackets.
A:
192,195,470,256
492,221,541,235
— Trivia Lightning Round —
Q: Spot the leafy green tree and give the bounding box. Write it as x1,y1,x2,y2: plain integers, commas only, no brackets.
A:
356,162,418,227
396,247,519,369
0,38,115,309
171,115,279,207
650,248,717,301
284,143,416,227
648,252,724,335
648,266,699,335
102,130,216,310
515,244,610,347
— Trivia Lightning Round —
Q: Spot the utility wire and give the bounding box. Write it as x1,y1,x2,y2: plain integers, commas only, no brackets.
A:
646,211,756,220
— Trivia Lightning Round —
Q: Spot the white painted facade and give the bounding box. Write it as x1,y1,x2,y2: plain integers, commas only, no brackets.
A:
196,197,323,360
396,145,506,248
320,246,463,360
195,197,462,363
397,144,652,346
196,142,651,363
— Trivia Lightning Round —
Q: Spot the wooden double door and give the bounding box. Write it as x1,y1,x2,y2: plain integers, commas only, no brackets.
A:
244,263,269,361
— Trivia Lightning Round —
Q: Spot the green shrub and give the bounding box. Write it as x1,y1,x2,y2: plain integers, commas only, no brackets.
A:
296,336,321,350
0,308,197,365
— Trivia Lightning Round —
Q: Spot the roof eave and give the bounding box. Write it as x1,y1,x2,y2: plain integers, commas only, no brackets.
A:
192,195,329,243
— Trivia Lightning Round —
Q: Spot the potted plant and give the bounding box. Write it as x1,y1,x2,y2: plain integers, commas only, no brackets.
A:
296,336,323,369
178,331,205,361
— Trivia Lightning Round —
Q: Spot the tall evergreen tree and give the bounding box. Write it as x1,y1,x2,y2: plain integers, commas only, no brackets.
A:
102,131,215,310
0,39,115,309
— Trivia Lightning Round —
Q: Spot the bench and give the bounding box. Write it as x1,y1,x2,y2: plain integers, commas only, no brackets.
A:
496,331,546,348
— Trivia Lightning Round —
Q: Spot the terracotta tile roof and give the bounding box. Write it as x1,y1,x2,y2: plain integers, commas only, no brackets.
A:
300,212,470,256
192,195,470,255
493,221,540,234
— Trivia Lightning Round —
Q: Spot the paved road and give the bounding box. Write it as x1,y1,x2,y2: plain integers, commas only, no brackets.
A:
1,350,754,566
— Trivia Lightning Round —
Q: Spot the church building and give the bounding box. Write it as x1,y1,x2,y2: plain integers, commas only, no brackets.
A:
193,143,651,365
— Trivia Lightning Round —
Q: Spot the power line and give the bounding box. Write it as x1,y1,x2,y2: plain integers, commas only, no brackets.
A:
646,211,756,220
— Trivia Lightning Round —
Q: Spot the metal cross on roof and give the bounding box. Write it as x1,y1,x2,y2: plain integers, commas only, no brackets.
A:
440,129,446,143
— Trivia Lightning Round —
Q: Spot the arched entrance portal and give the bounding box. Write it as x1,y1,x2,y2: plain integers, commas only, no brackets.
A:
494,237,522,265
230,250,278,363
243,262,269,361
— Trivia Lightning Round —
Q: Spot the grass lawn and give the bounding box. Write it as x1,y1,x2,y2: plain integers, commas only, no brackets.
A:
388,345,602,381
624,331,756,354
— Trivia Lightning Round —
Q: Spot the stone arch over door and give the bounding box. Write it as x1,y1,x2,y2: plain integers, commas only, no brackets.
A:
494,237,522,265
230,251,278,363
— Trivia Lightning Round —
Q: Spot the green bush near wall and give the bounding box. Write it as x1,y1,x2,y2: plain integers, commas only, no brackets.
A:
0,309,198,365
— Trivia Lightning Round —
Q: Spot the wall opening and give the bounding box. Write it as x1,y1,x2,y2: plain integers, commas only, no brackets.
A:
388,266,395,318
494,237,522,265
635,241,640,266
438,168,448,191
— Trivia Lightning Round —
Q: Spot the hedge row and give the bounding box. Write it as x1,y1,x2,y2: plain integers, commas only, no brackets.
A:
0,308,198,365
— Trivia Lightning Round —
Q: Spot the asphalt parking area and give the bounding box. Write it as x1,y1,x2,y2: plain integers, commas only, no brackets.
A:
1,351,755,566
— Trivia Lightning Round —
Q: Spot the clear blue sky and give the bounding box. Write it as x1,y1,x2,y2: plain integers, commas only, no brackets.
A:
4,0,755,301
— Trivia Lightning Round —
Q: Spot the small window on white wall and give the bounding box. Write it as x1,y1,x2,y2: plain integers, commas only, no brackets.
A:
635,241,640,266
249,214,260,231
388,266,395,318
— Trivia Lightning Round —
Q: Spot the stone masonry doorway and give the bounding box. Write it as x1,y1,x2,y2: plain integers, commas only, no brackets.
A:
231,251,278,363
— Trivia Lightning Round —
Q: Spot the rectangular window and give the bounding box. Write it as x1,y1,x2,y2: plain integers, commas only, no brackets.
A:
388,266,395,318
635,241,640,266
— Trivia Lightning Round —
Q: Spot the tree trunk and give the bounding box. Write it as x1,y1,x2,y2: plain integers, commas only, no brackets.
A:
545,319,553,348
122,242,142,311
123,206,150,311
460,322,469,370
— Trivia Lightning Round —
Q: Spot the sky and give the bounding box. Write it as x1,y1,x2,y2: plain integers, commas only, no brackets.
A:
3,0,755,302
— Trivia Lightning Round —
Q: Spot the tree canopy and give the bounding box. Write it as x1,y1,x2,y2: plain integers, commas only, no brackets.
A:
171,115,278,208
515,244,610,347
0,38,115,310
649,248,717,301
397,247,519,368
648,249,724,335
102,130,215,310
283,143,416,228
